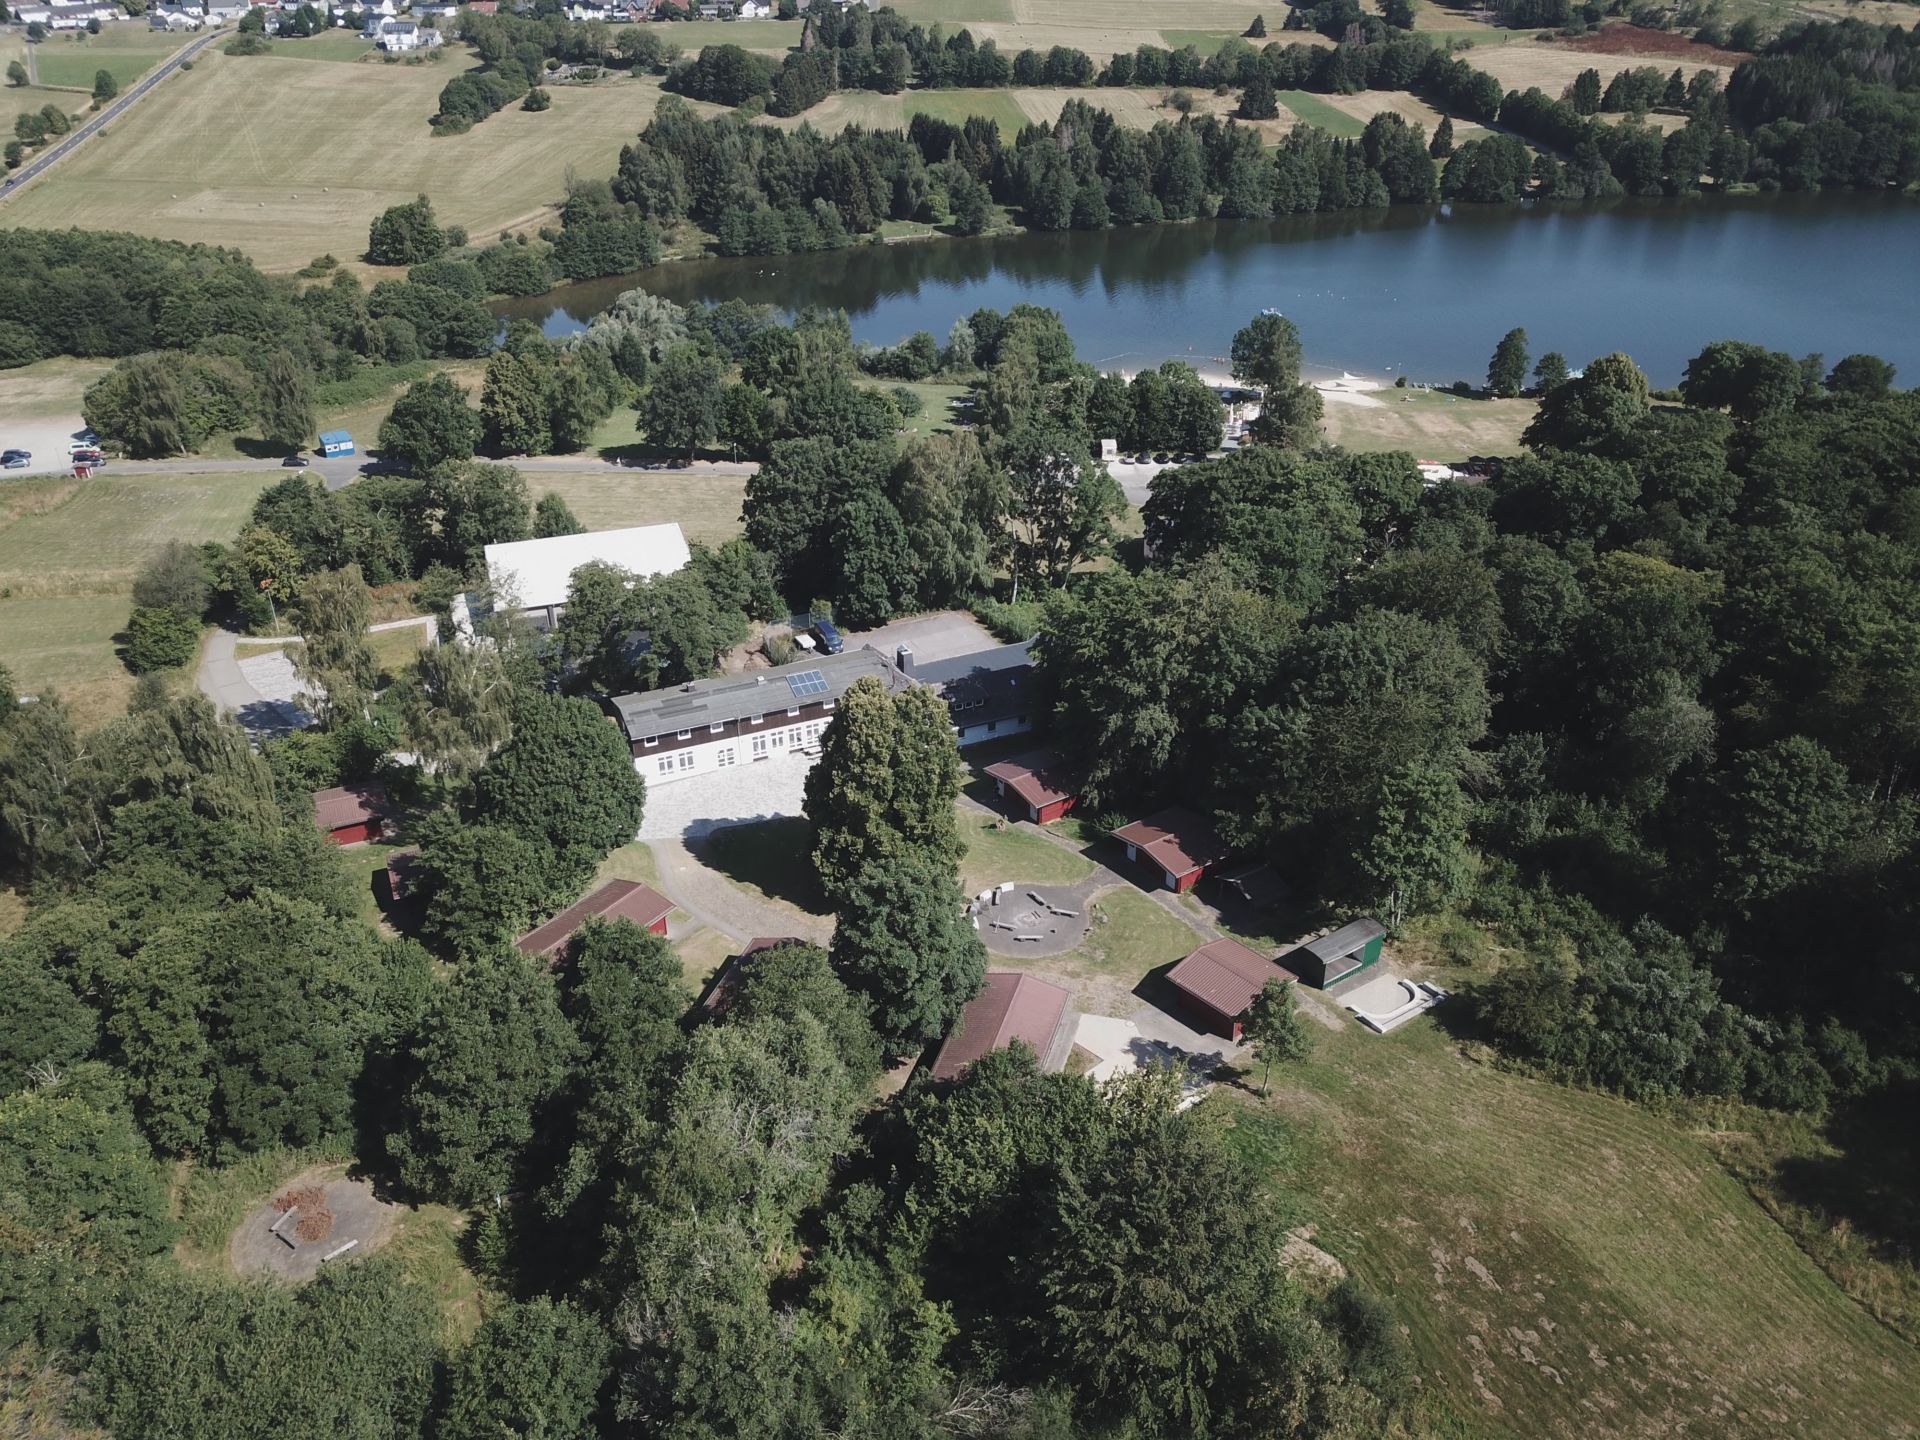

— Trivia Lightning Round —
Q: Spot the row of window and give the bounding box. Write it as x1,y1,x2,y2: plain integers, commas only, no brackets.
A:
654,721,829,777
639,699,832,749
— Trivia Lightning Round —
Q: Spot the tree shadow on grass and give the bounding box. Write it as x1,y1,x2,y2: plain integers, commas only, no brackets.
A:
697,816,830,916
1771,1077,1920,1267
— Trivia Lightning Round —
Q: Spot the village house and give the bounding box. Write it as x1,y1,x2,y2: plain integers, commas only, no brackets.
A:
899,638,1037,748
311,783,395,846
1111,806,1230,893
515,879,674,960
42,3,121,31
1163,937,1296,1041
923,972,1072,1081
367,17,440,48
611,647,909,789
450,522,691,637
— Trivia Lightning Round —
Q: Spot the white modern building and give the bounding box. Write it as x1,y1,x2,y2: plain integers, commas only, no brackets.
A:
451,522,692,637
367,16,440,47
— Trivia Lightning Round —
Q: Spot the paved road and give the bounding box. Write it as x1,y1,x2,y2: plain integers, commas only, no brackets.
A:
0,28,222,201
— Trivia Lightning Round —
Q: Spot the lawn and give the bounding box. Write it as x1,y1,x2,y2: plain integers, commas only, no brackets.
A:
657,17,801,53
1319,387,1536,457
0,54,708,272
1276,89,1367,138
1224,1006,1920,1437
28,26,190,90
700,815,830,918
862,379,969,440
1056,883,1201,987
533,468,747,548
0,356,109,424
958,807,1095,896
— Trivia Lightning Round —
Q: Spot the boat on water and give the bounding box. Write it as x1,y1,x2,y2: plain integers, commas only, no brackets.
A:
1260,307,1284,316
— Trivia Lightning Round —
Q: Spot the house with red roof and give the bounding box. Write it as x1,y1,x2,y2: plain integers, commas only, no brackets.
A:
1110,806,1230,893
311,783,393,846
1164,937,1297,1042
924,972,1071,1082
982,753,1079,825
516,879,673,960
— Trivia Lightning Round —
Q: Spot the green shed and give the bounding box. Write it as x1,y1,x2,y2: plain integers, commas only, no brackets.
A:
1287,917,1388,989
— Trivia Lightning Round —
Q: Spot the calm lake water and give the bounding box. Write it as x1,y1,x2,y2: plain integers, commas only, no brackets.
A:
499,193,1920,387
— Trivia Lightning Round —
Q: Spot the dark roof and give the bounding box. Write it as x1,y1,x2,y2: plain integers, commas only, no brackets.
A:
516,879,674,957
383,846,421,900
911,639,1033,686
1166,938,1296,1021
1303,917,1388,961
927,972,1069,1081
610,647,905,742
983,754,1078,812
1111,807,1230,880
695,936,805,1019
311,783,392,832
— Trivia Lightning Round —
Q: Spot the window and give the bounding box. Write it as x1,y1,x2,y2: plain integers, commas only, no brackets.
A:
676,729,692,740
786,707,799,718
677,751,695,770
821,699,835,711
771,730,786,749
788,727,803,747
709,722,725,734
750,714,763,725
642,735,658,748
656,757,674,776
752,735,769,757
717,747,736,768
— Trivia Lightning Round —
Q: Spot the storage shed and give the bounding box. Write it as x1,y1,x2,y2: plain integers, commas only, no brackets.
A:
1111,807,1230,893
516,879,673,960
311,783,392,845
319,430,355,458
1165,937,1297,1041
924,972,1071,1082
1286,917,1389,989
982,754,1079,824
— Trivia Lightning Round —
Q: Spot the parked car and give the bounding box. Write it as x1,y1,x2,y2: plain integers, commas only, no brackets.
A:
810,618,844,655
70,449,105,466
2,450,31,469
281,455,311,468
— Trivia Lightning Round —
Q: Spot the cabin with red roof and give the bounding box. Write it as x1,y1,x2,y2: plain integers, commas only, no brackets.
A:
1110,806,1230,893
311,783,393,846
1164,937,1297,1042
924,972,1071,1081
515,879,673,960
983,754,1079,825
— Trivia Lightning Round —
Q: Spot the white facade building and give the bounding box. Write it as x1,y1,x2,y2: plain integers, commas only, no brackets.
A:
452,522,692,636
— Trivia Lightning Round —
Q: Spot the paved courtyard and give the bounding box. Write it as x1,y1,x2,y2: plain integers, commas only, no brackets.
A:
845,610,1003,666
639,748,815,842
1071,1005,1240,1090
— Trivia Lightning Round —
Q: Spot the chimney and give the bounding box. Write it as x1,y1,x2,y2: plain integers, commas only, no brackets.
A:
895,644,914,675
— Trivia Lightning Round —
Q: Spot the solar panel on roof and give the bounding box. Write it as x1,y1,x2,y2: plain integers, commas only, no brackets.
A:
787,669,829,698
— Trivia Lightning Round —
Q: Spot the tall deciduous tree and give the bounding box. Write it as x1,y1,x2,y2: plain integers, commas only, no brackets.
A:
533,490,584,537
389,948,579,1205
641,343,723,459
1357,761,1471,928
1001,422,1124,599
256,349,315,451
404,635,516,784
830,849,985,1050
805,678,964,909
378,372,480,475
474,691,647,880
440,1298,612,1440
291,564,378,727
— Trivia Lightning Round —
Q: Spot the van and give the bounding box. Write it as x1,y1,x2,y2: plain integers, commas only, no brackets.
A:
810,619,844,655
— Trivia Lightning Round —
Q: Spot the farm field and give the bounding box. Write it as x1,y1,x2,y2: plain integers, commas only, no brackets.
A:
1319,387,1536,456
1312,86,1483,143
265,32,379,62
27,25,190,90
532,468,748,548
1234,1005,1920,1438
1459,35,1743,99
658,17,802,53
0,53,710,272
1275,88,1367,138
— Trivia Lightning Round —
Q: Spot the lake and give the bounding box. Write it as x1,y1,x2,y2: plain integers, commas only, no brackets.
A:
498,193,1920,388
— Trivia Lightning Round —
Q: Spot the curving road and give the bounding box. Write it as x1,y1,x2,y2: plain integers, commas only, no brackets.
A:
0,27,222,200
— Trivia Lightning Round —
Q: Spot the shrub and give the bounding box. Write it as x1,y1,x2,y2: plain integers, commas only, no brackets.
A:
123,605,202,673
972,596,1043,643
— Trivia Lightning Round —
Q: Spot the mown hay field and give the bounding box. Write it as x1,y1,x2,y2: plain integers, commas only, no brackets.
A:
533,468,747,549
27,24,190,90
1227,1006,1920,1439
0,51,707,272
1460,34,1742,99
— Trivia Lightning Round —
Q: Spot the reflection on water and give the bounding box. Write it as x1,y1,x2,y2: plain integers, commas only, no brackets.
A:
496,193,1920,386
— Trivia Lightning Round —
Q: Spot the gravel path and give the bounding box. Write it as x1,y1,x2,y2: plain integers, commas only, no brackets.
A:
647,836,831,949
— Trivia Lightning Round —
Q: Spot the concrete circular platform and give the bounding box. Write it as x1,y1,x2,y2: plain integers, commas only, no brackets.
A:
230,1167,397,1283
973,880,1101,957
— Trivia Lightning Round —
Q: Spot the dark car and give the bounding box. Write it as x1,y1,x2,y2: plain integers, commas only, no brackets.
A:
810,618,845,655
2,451,31,469
282,455,311,467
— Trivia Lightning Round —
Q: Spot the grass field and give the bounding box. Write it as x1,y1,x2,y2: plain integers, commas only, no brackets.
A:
0,356,109,425
1313,86,1484,143
1276,89,1368,138
265,31,379,62
1230,1002,1920,1437
0,54,711,272
958,808,1096,896
1015,883,1203,1021
1459,35,1743,100
0,469,274,716
533,468,747,547
661,17,802,53
1319,388,1536,456
28,26,189,91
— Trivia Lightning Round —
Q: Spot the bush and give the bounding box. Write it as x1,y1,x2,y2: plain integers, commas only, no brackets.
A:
223,33,271,56
123,605,202,673
522,86,551,112
972,596,1043,643
888,385,924,417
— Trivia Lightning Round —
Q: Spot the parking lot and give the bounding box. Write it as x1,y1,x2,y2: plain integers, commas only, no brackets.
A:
843,610,1006,665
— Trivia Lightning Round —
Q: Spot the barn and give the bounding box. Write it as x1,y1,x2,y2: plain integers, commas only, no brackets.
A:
924,972,1071,1081
1164,937,1297,1042
1111,807,1230,893
1286,917,1389,989
516,879,674,960
982,754,1079,825
311,783,393,846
